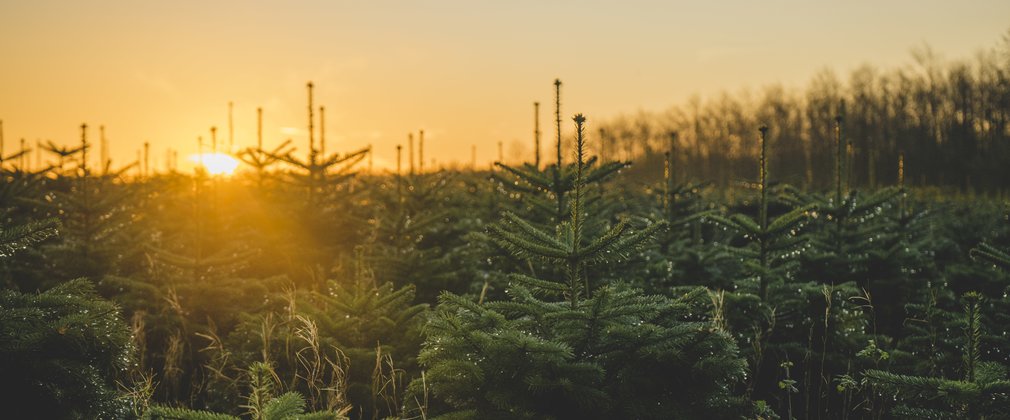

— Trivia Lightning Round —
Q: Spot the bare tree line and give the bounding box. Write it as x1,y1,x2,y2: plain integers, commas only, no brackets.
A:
598,31,1010,193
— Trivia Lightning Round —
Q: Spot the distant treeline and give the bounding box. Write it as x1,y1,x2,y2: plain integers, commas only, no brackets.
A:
598,31,1010,193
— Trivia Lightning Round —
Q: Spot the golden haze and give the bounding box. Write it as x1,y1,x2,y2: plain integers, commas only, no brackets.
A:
1,1,1008,171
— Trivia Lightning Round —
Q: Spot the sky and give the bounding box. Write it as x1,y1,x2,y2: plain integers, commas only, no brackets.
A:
1,1,1008,172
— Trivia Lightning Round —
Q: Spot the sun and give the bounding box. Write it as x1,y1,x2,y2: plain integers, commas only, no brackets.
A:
189,152,240,176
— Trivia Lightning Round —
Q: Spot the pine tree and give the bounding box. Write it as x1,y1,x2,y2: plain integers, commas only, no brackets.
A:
641,130,736,292
415,114,745,419
0,161,57,289
145,362,349,420
707,125,872,417
864,292,1010,419
367,168,467,302
786,110,903,289
224,248,428,419
707,126,815,302
492,80,628,227
0,277,133,419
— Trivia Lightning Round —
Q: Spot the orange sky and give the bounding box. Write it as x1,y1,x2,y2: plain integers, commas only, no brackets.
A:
1,1,1008,172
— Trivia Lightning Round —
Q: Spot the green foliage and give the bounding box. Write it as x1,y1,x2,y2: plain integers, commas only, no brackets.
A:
971,242,1010,271
368,171,469,302
146,405,241,420
0,279,132,419
146,362,348,420
146,392,345,420
419,284,746,419
865,293,1010,419
41,170,139,281
707,128,816,301
418,115,746,419
3,86,1010,420
223,250,427,419
488,115,665,304
0,217,59,258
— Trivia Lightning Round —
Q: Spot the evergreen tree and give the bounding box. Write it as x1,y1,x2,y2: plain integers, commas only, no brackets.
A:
707,126,872,417
864,293,1010,419
707,127,815,302
367,169,467,302
416,114,745,419
0,162,56,290
0,217,136,419
492,80,627,227
639,131,738,292
42,160,139,284
0,277,132,418
146,362,348,420
224,248,428,419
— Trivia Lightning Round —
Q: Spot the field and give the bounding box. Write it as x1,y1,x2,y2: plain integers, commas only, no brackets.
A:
2,104,1010,419
3,21,1010,419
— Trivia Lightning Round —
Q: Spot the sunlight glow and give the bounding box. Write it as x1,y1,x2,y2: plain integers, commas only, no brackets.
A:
188,153,240,176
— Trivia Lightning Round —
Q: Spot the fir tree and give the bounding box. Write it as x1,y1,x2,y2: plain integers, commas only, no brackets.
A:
864,293,1010,419
416,114,745,419
492,80,628,227
0,162,57,290
707,126,815,302
367,169,467,302
640,130,736,292
145,362,348,420
707,125,871,417
224,248,428,419
785,110,903,289
235,107,295,189
0,278,133,419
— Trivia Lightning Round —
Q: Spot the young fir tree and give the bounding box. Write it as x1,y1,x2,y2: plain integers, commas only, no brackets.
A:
145,362,348,420
707,126,815,302
492,80,627,227
40,132,140,284
415,115,745,419
640,130,738,292
0,149,57,290
1,279,134,419
0,218,133,419
864,292,1010,419
707,126,871,417
786,110,903,289
221,248,428,419
264,83,371,277
102,167,272,407
367,165,467,303
489,80,631,302
235,107,295,188
265,83,369,209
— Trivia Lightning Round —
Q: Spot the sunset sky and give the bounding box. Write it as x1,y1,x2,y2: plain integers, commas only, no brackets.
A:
1,1,1008,171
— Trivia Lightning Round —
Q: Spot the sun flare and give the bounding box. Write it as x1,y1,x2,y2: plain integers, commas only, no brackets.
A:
188,153,240,176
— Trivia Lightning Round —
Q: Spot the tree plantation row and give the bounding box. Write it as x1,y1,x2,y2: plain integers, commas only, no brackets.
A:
2,81,1010,420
